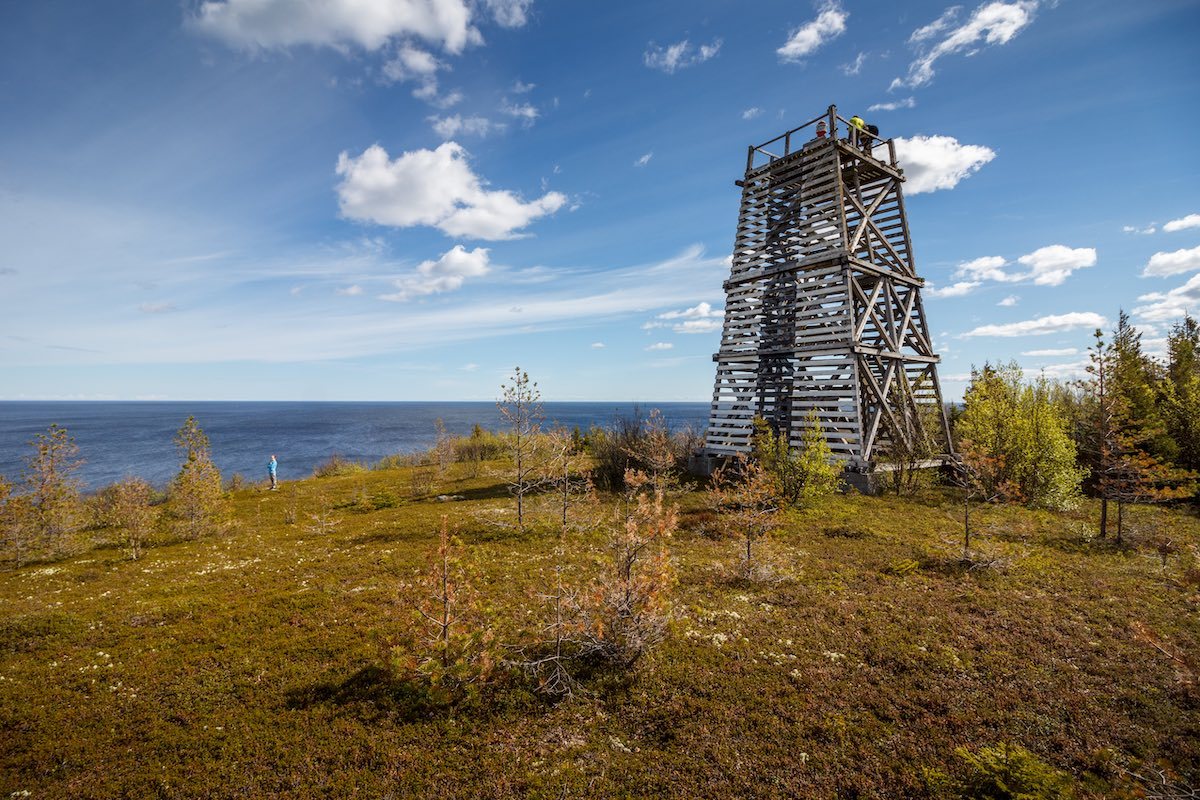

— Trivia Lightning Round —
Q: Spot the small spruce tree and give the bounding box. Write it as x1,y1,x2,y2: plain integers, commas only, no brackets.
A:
23,424,83,558
395,515,497,701
169,416,228,539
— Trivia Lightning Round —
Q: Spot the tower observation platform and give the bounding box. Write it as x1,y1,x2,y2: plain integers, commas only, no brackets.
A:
702,105,952,474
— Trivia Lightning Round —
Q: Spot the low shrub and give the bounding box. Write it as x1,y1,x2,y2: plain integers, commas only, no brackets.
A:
453,424,507,464
312,455,369,478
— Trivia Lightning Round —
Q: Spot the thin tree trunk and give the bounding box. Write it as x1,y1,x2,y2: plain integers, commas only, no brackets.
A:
1099,497,1108,538
963,495,970,560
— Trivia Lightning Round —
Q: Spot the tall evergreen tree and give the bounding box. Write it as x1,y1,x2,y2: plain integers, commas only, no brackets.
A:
1110,310,1175,461
1081,329,1190,542
1164,315,1200,472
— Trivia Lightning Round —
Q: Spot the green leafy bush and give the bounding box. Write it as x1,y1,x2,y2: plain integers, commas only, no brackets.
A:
312,454,369,478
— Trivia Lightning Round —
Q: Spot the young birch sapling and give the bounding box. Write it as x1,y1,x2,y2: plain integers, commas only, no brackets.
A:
109,477,156,560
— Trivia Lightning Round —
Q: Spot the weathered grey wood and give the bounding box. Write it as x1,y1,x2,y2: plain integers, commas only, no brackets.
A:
705,105,954,467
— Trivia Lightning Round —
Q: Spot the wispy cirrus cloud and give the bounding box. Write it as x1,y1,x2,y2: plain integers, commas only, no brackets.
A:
428,114,499,139
644,38,722,73
643,301,723,333
890,1,1039,90
841,52,866,75
869,97,916,113
1022,347,1077,357
962,311,1106,337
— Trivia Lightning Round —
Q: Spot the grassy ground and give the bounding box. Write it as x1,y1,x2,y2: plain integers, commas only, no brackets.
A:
2,462,1198,798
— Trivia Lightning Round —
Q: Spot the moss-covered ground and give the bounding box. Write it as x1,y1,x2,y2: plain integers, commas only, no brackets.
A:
2,463,1198,798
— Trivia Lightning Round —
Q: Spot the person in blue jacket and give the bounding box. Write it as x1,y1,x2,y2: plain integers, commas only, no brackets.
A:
268,455,278,490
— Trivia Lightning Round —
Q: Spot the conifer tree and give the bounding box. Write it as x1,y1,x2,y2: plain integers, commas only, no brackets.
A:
1110,310,1175,461
710,456,781,582
1164,315,1200,471
170,416,227,539
1082,330,1190,542
395,515,497,701
586,470,675,668
23,424,83,557
498,367,546,532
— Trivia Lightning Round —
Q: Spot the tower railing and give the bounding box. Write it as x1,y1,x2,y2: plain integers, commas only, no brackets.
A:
746,104,899,172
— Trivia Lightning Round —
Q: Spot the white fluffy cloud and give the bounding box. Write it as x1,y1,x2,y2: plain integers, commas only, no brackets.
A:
891,1,1039,90
956,255,1009,281
634,153,653,167
590,342,606,349
429,114,498,138
1135,273,1200,322
1123,224,1157,235
954,246,1095,286
380,245,490,301
335,143,566,240
998,295,1019,307
1142,245,1200,277
962,311,1106,337
643,301,723,333
1016,245,1098,286
1164,214,1200,233
777,2,848,62
644,39,722,73
893,135,995,194
927,281,980,298
742,107,763,120
191,0,482,54
645,342,674,351
869,97,916,113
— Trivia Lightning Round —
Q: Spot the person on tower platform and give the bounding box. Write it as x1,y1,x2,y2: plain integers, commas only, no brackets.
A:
849,114,865,147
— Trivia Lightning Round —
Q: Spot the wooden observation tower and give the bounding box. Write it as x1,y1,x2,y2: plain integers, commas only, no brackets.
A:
703,105,952,473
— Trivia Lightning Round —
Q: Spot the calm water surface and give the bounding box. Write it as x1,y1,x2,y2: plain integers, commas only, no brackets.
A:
0,402,710,490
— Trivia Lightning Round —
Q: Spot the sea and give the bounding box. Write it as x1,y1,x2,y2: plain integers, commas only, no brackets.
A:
0,401,711,491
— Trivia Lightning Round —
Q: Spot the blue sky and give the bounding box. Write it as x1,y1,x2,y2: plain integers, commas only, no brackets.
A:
1,0,1197,401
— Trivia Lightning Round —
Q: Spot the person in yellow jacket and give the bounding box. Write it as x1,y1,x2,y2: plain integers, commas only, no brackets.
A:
849,114,866,148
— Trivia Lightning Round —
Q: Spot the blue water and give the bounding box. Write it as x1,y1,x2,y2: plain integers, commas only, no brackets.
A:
0,402,710,491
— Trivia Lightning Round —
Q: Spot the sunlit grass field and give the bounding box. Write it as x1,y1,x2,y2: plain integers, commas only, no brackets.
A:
2,462,1198,798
